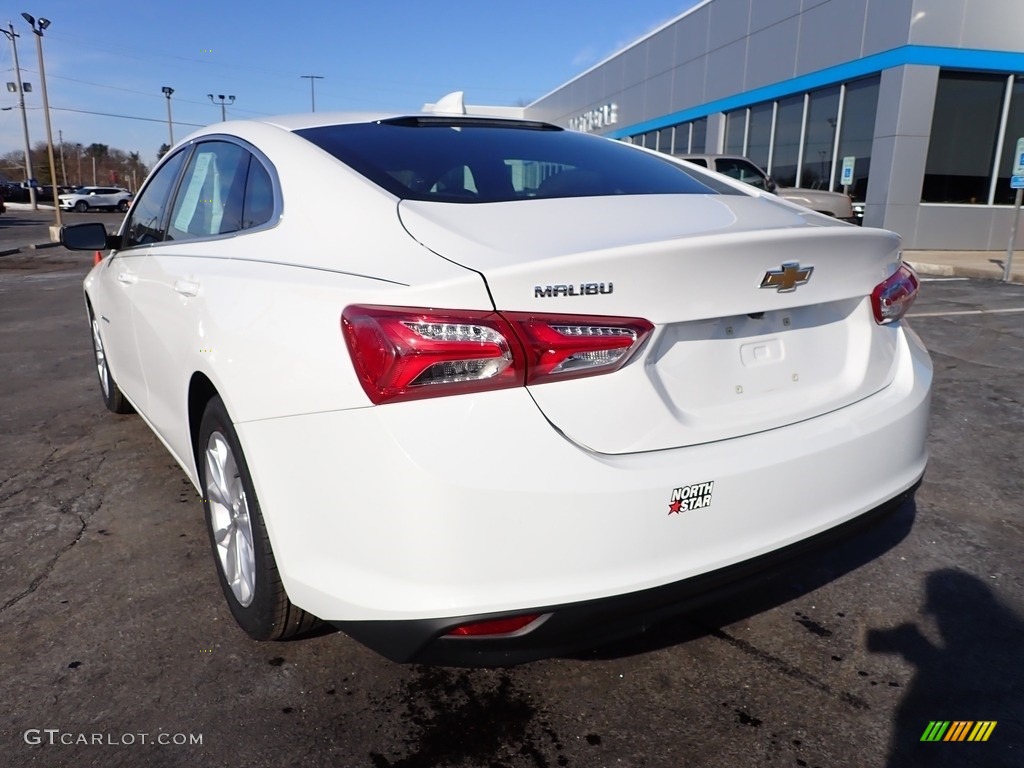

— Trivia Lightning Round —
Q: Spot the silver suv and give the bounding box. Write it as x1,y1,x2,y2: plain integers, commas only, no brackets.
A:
677,154,857,223
59,186,133,213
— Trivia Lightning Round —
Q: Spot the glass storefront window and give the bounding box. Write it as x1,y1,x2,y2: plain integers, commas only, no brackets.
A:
658,127,675,154
922,71,1005,204
674,123,691,154
691,118,707,155
995,76,1024,204
771,95,803,187
833,76,879,201
747,103,773,170
802,86,840,189
725,109,746,155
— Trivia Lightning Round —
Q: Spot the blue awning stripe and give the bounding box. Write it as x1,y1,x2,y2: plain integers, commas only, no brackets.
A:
607,45,1024,139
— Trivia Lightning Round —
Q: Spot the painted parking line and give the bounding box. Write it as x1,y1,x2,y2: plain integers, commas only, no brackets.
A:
920,277,970,282
907,307,1024,318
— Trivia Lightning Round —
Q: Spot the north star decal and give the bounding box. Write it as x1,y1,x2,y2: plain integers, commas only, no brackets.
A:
668,481,714,515
534,282,613,298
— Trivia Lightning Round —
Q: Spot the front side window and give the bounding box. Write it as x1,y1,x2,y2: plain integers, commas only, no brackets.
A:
122,150,188,248
295,118,722,203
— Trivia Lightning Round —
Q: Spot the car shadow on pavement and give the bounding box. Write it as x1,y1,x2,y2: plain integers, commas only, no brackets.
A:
570,497,918,661
867,568,1023,768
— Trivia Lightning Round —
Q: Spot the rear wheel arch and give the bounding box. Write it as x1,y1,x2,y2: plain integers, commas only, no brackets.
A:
188,372,219,470
193,388,321,640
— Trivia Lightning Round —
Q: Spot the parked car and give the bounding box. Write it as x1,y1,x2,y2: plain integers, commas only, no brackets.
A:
677,154,858,223
60,99,930,665
59,185,132,212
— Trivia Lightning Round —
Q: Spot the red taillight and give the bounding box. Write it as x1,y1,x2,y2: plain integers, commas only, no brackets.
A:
341,305,652,405
93,250,103,266
513,314,654,385
446,614,544,637
871,264,919,325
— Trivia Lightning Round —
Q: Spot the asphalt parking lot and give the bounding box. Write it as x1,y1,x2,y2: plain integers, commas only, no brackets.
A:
1,227,1022,767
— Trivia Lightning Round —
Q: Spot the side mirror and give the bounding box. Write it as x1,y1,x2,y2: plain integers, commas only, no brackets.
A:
765,176,778,194
61,222,110,251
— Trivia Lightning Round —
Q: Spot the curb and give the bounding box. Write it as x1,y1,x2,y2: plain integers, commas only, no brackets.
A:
0,241,62,258
906,260,1022,284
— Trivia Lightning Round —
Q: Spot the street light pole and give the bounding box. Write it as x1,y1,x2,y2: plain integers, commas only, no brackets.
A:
21,12,62,234
161,86,175,145
207,93,235,122
2,22,37,210
58,128,66,185
300,74,324,112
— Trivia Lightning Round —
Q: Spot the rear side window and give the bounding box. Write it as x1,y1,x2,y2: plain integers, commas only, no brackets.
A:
715,158,769,190
295,118,729,203
167,141,251,240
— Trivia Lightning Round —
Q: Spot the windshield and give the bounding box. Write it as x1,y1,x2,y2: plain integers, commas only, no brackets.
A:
295,117,737,203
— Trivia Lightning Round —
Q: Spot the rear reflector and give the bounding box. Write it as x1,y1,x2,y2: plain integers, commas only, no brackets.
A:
446,614,544,637
342,305,652,404
871,264,919,325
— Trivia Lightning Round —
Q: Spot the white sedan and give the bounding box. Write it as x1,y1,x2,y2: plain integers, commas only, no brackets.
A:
61,99,931,665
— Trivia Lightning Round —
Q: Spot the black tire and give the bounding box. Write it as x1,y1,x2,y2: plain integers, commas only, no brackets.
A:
117,199,130,212
74,200,89,212
198,395,320,640
88,306,133,414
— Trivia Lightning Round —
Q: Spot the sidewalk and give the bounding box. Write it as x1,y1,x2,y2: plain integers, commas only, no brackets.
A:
904,250,1024,283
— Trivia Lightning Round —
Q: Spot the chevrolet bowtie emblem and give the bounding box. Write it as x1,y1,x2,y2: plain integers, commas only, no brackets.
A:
760,262,814,292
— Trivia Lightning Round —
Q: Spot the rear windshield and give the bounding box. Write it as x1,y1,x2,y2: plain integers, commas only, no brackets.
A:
295,117,736,203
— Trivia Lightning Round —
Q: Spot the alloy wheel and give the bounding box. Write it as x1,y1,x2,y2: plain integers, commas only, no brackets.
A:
204,431,256,607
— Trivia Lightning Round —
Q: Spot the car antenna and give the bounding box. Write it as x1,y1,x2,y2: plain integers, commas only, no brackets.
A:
432,91,466,116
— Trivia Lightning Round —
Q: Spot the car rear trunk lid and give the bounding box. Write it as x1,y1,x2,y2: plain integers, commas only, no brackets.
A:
399,194,905,453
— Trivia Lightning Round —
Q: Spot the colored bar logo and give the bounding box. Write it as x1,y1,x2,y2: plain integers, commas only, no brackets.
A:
920,721,996,742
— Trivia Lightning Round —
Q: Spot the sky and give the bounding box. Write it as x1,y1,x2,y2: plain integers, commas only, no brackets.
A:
0,1,701,174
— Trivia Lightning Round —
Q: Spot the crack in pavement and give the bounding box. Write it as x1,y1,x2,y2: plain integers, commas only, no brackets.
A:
0,452,107,615
1,513,90,614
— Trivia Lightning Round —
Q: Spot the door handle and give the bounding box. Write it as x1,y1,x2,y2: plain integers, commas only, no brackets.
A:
174,279,200,297
117,272,137,285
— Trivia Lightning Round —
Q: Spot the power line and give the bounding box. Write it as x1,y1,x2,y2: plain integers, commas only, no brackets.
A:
50,105,205,128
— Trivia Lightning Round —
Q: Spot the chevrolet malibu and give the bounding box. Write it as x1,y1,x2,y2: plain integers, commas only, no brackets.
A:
61,100,931,665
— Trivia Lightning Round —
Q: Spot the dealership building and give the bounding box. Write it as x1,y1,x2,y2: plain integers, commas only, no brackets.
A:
521,0,1024,250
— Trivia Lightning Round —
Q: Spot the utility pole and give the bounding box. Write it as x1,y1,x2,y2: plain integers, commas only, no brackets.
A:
2,22,37,209
58,129,67,186
300,74,324,112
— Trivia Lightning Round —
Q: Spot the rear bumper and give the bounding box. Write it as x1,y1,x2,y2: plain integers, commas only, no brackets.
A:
335,480,918,665
235,323,931,658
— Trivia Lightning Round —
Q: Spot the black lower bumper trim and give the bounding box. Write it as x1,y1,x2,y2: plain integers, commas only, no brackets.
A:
334,480,920,666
